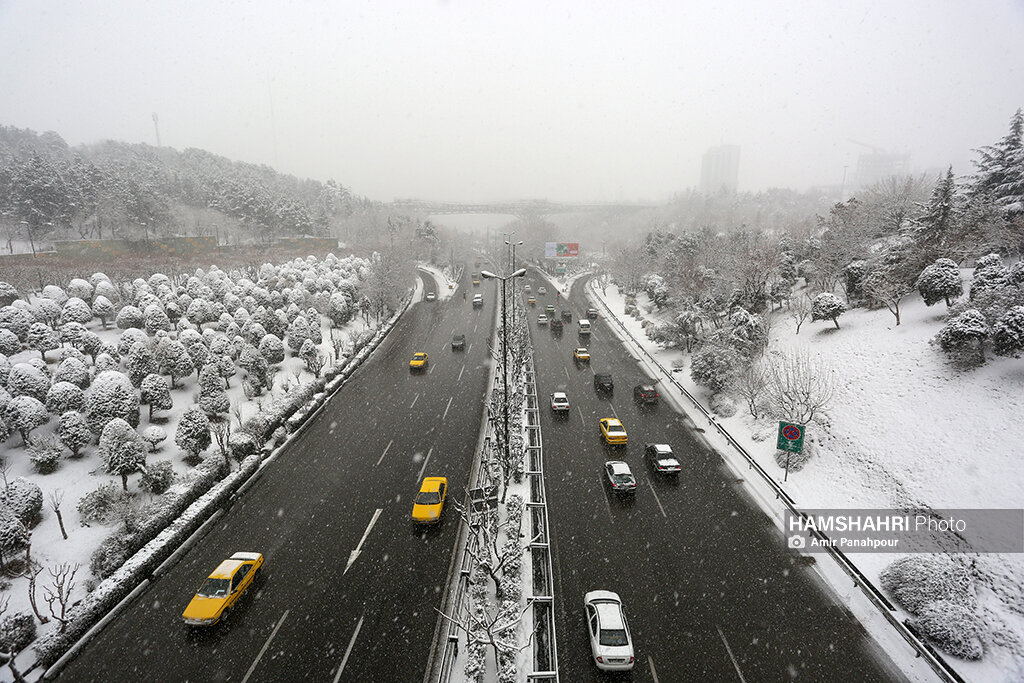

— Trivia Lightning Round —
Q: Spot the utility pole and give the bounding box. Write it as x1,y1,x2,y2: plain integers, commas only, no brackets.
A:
152,113,162,147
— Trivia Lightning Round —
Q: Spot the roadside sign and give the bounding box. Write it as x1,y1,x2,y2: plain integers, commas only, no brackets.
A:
777,422,805,453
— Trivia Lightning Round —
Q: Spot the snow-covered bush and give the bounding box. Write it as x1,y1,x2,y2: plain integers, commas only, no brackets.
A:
33,298,62,326
198,363,229,417
5,395,49,444
27,322,59,359
117,328,149,357
773,441,815,471
911,599,984,659
115,305,144,330
916,258,963,307
76,482,126,526
935,309,989,366
0,612,36,653
157,340,194,388
89,532,133,580
286,315,311,352
0,504,28,554
259,333,285,365
811,292,846,329
690,343,741,393
93,278,118,303
143,303,172,335
970,254,1008,300
0,306,34,342
92,295,115,328
67,278,94,302
85,370,140,434
3,478,43,525
46,381,84,414
709,393,738,417
176,407,211,459
28,433,64,473
140,425,167,452
92,352,118,375
53,356,90,388
7,362,51,402
880,554,976,614
125,344,159,387
58,411,91,457
140,373,172,419
0,329,19,356
0,281,19,307
61,297,93,326
228,431,259,464
139,460,175,494
991,305,1024,358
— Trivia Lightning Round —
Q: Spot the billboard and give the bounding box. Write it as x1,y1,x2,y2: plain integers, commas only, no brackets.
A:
544,242,579,258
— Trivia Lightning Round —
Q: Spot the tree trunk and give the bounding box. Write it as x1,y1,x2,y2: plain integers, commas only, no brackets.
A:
121,473,129,491
56,509,68,540
894,303,901,326
833,318,840,329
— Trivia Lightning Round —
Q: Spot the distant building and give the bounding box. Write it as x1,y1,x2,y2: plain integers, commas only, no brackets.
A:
854,152,911,188
700,145,740,194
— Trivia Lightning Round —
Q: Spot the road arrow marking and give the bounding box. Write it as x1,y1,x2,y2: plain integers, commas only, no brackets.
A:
345,508,383,575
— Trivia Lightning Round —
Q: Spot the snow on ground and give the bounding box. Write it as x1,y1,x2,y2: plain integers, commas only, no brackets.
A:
587,277,1024,683
418,263,461,301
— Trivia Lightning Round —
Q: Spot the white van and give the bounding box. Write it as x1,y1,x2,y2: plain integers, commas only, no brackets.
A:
578,319,591,334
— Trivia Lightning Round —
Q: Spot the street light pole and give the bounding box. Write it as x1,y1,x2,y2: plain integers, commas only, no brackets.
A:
505,239,523,332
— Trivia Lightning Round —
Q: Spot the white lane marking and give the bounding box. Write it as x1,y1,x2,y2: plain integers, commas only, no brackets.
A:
345,508,384,575
577,406,585,424
649,655,661,683
458,364,465,382
333,614,365,683
241,609,290,683
647,479,667,518
717,624,748,683
375,440,393,467
416,447,434,482
599,470,614,524
442,396,454,421
610,403,619,419
410,393,420,409
563,366,570,381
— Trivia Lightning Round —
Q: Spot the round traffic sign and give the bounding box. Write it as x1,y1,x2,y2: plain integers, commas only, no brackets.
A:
782,424,802,441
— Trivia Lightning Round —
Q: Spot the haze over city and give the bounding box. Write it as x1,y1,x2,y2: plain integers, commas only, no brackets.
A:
1,0,1022,203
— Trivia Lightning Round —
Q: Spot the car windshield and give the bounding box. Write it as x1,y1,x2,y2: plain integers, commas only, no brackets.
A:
600,628,629,646
415,491,440,505
611,473,634,484
197,577,230,598
608,425,624,433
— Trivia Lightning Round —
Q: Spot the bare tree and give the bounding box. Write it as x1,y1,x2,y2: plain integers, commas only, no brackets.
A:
47,490,68,540
211,420,232,470
43,563,79,633
0,595,28,683
862,268,914,326
762,349,836,425
736,361,769,419
789,292,812,334
25,562,48,625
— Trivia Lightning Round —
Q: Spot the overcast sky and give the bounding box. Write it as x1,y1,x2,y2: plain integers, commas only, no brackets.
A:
1,1,1022,203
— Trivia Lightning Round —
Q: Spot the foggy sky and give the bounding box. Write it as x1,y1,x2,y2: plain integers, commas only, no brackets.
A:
1,1,1022,203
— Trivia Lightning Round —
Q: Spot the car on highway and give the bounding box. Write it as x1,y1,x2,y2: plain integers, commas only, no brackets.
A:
550,318,564,331
538,313,548,325
577,319,591,334
551,391,570,412
587,307,599,320
599,417,627,445
584,590,635,671
604,461,637,493
181,552,264,627
527,296,536,305
409,352,429,369
451,334,466,351
473,294,483,308
538,286,547,295
545,304,555,315
573,347,590,362
633,384,659,405
411,477,448,524
425,291,436,301
561,309,572,322
594,373,614,393
645,443,681,474
524,284,531,292
472,279,480,286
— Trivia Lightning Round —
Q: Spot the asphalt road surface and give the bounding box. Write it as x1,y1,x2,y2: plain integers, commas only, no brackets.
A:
526,274,904,682
57,272,496,682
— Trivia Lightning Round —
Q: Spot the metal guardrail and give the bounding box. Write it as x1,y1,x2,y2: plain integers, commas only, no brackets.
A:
586,280,964,683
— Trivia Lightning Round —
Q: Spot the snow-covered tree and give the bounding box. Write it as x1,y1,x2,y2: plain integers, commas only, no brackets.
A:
79,330,103,361
0,329,19,356
0,282,19,307
92,352,119,375
198,363,230,417
973,107,1024,216
299,339,325,378
114,305,144,330
84,370,139,434
139,459,174,493
94,278,118,303
140,426,167,453
91,296,115,328
157,340,194,388
33,298,63,326
117,327,149,358
182,338,209,373
306,310,323,344
27,322,59,360
27,434,63,473
327,292,353,327
3,477,42,526
140,373,172,419
46,381,84,414
0,504,28,556
286,315,312,353
67,278,94,302
57,411,91,457
690,343,742,393
125,344,159,388
105,439,146,491
175,407,211,460
7,363,50,402
60,297,93,326
916,258,963,307
811,292,846,329
259,333,285,365
143,303,172,335
991,305,1024,358
0,306,34,342
59,321,87,349
862,267,914,326
5,395,49,444
936,309,989,365
41,285,68,306
969,254,1009,301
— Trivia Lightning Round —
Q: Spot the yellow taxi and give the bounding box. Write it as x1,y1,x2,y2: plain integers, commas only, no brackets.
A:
527,296,537,306
573,347,590,362
473,279,480,287
409,352,429,369
412,477,448,524
599,418,628,446
182,552,263,626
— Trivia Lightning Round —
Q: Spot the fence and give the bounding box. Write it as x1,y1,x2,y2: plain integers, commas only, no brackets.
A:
586,279,964,683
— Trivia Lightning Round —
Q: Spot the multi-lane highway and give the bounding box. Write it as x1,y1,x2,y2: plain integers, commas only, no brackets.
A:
526,273,904,682
57,271,494,682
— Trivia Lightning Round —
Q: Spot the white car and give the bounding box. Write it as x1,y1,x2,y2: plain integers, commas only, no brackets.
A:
604,461,636,493
645,443,681,474
550,391,569,412
537,314,548,325
584,590,635,671
425,292,436,301
524,284,532,292
538,286,547,295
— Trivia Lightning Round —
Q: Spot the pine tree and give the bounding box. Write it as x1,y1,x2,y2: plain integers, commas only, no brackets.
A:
973,108,1024,216
176,407,211,459
198,363,229,417
57,411,91,457
6,396,49,444
992,305,1024,358
811,293,846,329
140,373,173,419
158,340,194,388
916,258,963,307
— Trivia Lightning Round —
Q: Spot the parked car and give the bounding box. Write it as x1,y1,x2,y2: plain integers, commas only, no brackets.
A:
182,552,264,626
550,391,570,412
538,313,548,325
633,384,659,405
584,590,635,671
473,294,483,308
587,307,599,320
604,461,637,493
573,347,590,362
599,417,627,445
550,319,564,331
538,286,547,295
409,352,429,369
561,309,572,322
411,477,448,524
425,291,436,301
645,443,681,474
594,373,614,393
451,334,466,351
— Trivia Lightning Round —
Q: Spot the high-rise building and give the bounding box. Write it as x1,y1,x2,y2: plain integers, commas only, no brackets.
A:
700,145,740,193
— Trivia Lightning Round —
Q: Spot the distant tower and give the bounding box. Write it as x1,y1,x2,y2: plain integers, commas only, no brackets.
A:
152,113,162,147
700,145,740,193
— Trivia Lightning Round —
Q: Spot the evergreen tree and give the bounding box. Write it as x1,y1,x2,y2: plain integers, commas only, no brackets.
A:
973,108,1024,216
84,370,140,433
5,395,48,444
936,309,989,365
259,333,285,365
46,381,84,414
811,293,846,329
176,407,211,459
60,297,93,325
992,305,1024,358
140,373,173,419
198,363,230,417
125,343,159,387
158,340,194,388
91,295,115,328
916,258,964,307
58,410,91,457
27,322,59,360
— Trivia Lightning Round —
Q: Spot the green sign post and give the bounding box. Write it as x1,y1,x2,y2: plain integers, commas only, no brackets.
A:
777,422,805,482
